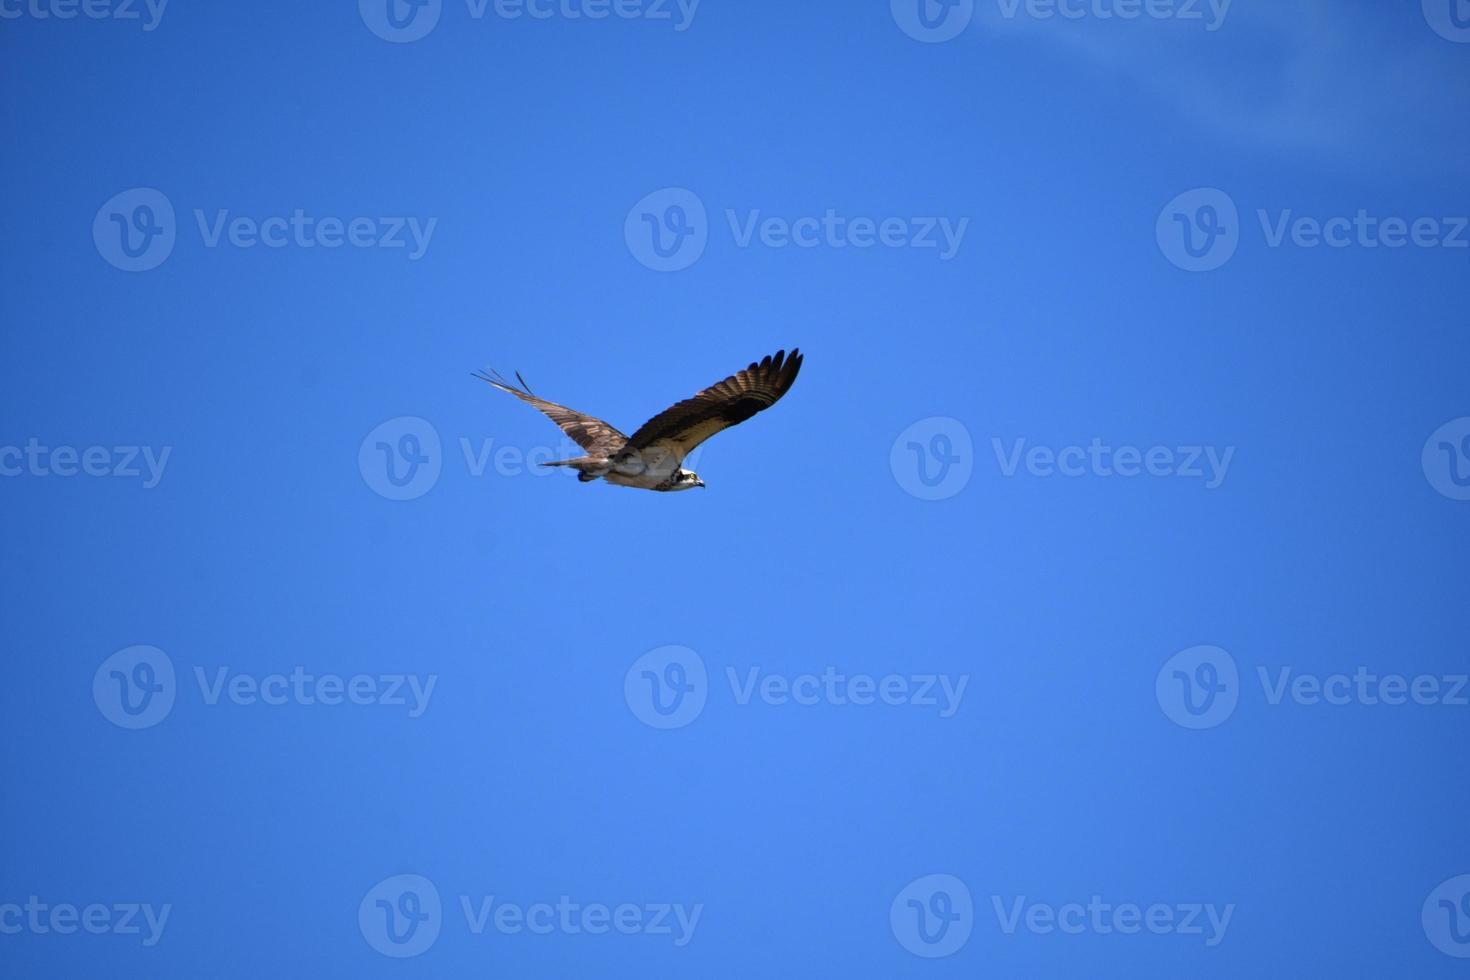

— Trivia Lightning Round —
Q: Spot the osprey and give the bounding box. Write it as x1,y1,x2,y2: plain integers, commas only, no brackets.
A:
474,349,803,491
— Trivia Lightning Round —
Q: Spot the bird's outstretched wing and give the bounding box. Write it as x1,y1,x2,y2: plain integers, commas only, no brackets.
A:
473,369,628,457
618,349,803,466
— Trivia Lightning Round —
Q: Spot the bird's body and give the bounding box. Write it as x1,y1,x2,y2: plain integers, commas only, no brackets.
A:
475,349,803,492
588,449,687,491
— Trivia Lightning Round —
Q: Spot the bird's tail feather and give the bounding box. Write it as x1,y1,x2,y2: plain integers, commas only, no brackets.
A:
540,455,607,483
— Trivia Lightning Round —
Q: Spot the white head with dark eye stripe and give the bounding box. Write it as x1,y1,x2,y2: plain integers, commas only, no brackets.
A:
669,469,704,491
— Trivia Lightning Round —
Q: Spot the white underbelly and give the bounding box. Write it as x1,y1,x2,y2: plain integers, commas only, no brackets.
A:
604,448,679,489
604,470,666,489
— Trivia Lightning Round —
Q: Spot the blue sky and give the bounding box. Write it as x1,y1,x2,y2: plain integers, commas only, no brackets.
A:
2,1,1469,976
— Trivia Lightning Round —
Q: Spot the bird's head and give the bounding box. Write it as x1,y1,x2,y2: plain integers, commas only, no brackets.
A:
670,469,705,491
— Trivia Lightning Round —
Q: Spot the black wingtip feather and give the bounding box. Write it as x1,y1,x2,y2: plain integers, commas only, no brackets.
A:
473,366,538,397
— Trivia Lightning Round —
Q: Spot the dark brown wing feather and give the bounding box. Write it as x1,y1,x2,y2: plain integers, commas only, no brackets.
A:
473,369,628,457
620,349,803,463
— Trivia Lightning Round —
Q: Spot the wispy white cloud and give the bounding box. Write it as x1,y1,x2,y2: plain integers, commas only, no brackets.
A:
972,0,1470,175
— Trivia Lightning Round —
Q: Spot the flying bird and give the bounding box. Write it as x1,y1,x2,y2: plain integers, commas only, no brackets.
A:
474,349,803,491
